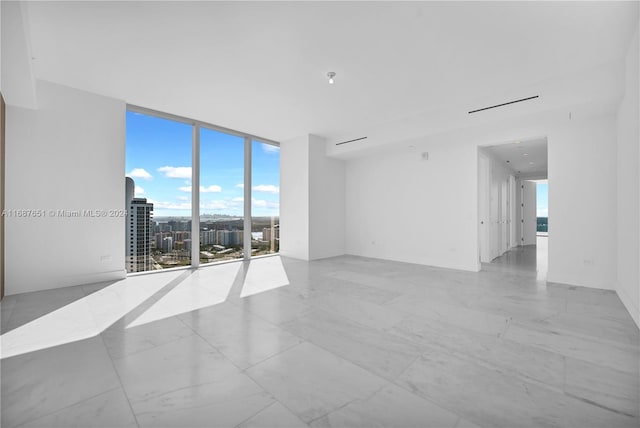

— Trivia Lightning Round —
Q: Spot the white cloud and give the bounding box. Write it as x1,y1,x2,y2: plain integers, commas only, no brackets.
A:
262,144,280,154
201,200,231,210
157,166,192,179
253,184,279,194
235,183,244,189
179,185,222,193
201,185,222,193
252,198,279,209
134,186,145,195
537,208,548,217
150,201,191,210
200,198,245,212
177,196,189,201
127,168,152,180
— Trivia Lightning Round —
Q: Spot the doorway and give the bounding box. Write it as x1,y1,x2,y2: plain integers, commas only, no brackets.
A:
478,138,548,278
534,179,548,274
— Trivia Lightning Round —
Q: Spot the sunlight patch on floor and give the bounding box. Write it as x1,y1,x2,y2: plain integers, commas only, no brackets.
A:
127,262,240,328
240,256,290,298
0,271,185,359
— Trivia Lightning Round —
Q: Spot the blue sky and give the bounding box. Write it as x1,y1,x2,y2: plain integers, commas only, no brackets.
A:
125,111,280,217
537,182,548,217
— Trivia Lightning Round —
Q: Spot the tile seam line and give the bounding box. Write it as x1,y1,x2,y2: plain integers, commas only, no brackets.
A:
11,385,124,428
98,332,142,428
173,313,248,374
232,400,279,428
277,318,419,382
106,327,198,362
390,374,482,428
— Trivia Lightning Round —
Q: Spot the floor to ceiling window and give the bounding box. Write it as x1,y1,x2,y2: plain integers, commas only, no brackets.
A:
199,128,245,263
125,111,192,273
251,140,280,255
125,107,279,273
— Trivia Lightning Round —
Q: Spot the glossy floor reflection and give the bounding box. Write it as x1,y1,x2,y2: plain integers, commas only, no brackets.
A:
1,255,638,427
0,270,186,358
484,236,548,280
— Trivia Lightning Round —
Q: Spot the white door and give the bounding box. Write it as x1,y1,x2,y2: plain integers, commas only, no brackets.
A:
490,167,500,259
509,176,517,248
501,180,508,253
479,153,491,263
521,181,537,245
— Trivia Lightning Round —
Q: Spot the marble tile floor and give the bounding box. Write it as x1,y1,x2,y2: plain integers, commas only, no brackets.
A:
484,236,548,280
1,255,638,428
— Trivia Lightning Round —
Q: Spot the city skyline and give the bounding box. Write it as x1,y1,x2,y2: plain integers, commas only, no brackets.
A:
125,111,280,218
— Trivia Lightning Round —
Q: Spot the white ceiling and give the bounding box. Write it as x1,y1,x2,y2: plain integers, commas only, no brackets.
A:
20,1,640,143
484,138,548,179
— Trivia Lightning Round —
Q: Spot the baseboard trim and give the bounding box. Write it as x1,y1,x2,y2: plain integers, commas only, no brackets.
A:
616,284,640,330
57,269,127,289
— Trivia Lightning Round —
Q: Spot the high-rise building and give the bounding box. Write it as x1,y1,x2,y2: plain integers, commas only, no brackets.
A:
200,229,216,246
262,225,279,243
125,177,153,272
215,229,243,247
162,236,173,253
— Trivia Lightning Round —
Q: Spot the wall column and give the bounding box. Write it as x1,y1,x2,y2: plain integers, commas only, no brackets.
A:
280,134,345,261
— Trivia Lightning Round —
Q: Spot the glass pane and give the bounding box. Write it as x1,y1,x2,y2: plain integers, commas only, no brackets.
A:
125,111,192,272
199,128,245,263
537,182,548,233
251,141,280,256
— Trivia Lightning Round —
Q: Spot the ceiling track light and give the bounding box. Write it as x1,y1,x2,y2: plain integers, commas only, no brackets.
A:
327,72,336,84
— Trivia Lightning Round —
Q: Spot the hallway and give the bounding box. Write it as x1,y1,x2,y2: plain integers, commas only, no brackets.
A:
484,236,548,280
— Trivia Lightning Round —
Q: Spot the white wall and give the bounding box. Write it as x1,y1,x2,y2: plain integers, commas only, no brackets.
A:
280,134,345,261
1,1,37,109
616,22,640,327
547,115,618,290
478,151,491,263
309,135,345,260
279,135,310,260
344,107,621,289
346,139,479,272
5,80,126,294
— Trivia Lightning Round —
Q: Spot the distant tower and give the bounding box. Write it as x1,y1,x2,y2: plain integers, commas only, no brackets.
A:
125,177,154,272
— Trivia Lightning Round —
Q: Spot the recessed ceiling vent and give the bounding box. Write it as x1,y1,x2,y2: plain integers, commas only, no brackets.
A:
468,95,539,114
336,136,367,146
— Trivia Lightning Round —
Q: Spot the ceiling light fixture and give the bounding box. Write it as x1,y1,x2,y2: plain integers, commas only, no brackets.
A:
327,72,336,84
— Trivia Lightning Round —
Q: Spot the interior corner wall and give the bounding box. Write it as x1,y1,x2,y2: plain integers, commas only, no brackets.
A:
616,21,640,328
1,0,37,109
345,139,479,272
308,135,345,260
279,135,310,260
547,114,618,291
280,134,345,261
5,80,126,295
